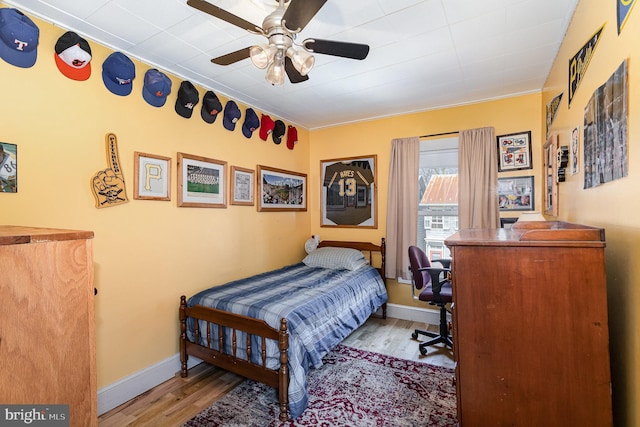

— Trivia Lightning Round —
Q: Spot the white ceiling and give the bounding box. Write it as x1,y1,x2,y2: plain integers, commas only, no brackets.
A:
5,0,578,129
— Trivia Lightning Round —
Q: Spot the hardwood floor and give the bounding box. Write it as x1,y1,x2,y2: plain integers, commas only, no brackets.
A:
98,316,454,427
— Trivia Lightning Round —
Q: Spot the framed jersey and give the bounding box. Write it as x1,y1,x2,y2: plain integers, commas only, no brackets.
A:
321,155,377,228
0,142,17,193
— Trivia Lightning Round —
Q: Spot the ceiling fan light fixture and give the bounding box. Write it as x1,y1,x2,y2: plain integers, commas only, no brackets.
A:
265,49,286,85
250,44,276,69
287,47,314,76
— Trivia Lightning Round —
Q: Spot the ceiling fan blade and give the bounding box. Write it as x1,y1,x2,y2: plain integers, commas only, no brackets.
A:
211,47,251,65
187,0,261,32
282,0,327,31
285,57,309,84
303,39,370,60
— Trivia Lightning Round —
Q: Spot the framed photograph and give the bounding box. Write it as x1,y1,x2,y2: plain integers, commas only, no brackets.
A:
177,152,227,208
230,166,254,206
498,175,534,211
257,165,306,212
0,142,17,193
497,131,533,172
320,155,377,228
134,152,171,201
543,135,559,216
570,125,580,175
500,217,517,229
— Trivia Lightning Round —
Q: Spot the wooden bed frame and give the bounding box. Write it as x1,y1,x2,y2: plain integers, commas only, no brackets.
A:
179,238,386,421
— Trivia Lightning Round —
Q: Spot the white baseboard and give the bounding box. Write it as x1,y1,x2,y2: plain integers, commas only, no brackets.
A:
98,304,446,415
97,354,202,415
385,302,450,325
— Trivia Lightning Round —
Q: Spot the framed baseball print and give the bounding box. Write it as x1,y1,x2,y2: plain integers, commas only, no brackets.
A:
177,152,227,208
321,155,377,228
134,152,171,201
230,165,254,206
257,165,306,211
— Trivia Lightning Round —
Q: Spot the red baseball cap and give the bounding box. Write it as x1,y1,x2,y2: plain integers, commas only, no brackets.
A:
287,125,298,150
260,114,275,141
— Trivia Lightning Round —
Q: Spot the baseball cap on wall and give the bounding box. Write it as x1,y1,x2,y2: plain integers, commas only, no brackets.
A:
287,125,298,150
259,114,275,141
142,68,172,107
242,108,260,138
54,31,91,81
175,80,199,118
201,91,222,124
102,52,135,96
0,8,39,68
223,100,241,131
272,120,285,145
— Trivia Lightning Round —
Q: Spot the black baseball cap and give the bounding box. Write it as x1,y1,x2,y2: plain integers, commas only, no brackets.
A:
175,80,199,118
273,120,285,144
201,90,222,124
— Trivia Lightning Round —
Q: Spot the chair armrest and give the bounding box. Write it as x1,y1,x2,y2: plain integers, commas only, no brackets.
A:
418,266,451,294
431,258,452,268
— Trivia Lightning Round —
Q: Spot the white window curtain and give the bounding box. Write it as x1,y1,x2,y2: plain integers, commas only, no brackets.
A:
385,137,419,280
458,127,500,229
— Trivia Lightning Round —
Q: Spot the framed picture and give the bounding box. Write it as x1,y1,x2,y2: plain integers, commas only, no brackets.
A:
177,152,227,208
498,175,534,211
257,165,306,212
497,131,533,172
133,152,171,201
320,155,377,228
570,125,580,175
0,142,17,193
543,135,559,216
500,217,517,229
230,166,254,206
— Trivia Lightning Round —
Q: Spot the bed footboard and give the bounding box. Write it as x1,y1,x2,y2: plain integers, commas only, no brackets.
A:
179,295,290,421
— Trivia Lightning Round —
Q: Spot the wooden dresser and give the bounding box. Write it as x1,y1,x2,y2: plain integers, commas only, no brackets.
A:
0,226,97,427
445,221,612,427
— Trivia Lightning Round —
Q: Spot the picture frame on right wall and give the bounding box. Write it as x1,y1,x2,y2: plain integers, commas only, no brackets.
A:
543,135,559,216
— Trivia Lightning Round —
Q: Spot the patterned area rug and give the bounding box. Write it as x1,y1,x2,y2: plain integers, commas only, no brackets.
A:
183,344,457,427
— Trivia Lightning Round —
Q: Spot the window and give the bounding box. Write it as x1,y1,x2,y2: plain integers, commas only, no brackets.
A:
418,137,459,259
430,216,444,229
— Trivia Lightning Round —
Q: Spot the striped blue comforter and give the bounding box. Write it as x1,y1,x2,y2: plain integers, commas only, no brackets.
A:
186,262,388,419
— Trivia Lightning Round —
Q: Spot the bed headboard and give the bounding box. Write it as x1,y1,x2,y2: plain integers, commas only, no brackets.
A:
317,238,386,281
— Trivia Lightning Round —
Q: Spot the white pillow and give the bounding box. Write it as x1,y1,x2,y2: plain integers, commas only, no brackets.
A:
302,247,368,271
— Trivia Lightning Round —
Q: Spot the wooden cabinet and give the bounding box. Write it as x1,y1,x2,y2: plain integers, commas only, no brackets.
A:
0,226,96,427
445,221,612,427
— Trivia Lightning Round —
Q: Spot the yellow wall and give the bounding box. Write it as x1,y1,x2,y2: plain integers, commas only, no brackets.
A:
0,7,310,388
542,0,639,425
309,95,542,308
4,1,638,424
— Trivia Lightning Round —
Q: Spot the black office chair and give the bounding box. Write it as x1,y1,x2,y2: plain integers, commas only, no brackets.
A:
408,245,453,354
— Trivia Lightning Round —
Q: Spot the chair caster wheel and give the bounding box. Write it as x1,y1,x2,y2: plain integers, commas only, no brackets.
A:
419,347,428,356
411,332,419,340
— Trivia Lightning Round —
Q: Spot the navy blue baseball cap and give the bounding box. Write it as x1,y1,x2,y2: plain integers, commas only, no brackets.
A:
0,8,39,68
142,68,172,107
102,52,135,96
242,108,260,138
223,100,241,131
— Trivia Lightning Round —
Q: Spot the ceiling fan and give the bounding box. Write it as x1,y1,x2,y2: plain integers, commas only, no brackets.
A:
187,0,370,85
